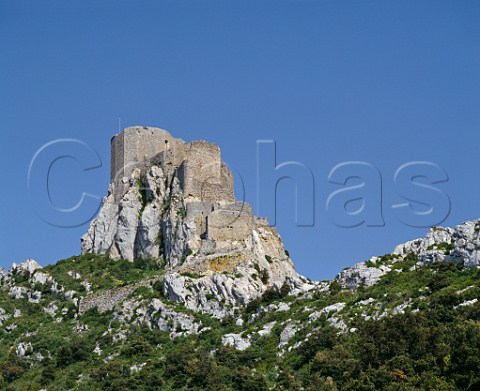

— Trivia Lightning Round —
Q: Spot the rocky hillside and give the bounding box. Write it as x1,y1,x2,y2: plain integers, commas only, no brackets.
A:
1,220,480,389
2,128,480,389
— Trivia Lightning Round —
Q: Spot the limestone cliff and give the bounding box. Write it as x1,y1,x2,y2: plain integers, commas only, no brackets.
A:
81,126,311,316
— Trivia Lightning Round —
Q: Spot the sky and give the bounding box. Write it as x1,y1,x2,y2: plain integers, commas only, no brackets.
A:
1,0,480,280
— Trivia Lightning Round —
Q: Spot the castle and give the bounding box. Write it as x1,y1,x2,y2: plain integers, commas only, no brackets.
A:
81,126,302,316
108,126,256,245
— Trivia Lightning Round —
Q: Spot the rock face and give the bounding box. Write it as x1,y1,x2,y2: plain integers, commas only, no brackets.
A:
393,220,480,268
82,126,311,316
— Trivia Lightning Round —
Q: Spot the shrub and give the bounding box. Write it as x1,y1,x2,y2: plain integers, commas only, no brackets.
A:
153,280,164,293
57,340,90,367
205,293,215,301
0,355,24,382
259,269,269,284
329,280,342,295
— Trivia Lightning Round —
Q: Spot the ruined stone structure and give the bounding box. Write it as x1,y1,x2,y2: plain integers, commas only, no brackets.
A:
82,126,310,317
111,127,234,203
106,126,244,245
110,127,176,186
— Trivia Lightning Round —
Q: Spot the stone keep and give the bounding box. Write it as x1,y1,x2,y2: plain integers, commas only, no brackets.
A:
110,127,179,200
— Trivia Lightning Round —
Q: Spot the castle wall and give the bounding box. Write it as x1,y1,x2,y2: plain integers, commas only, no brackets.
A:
255,217,270,227
179,141,234,202
186,201,214,238
78,275,163,314
152,139,187,175
220,162,235,199
206,202,254,241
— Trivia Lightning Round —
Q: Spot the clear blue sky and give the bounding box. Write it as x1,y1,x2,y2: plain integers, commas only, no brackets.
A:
1,0,480,280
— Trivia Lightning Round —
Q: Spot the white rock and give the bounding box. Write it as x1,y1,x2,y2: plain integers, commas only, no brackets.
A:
257,321,276,337
309,302,345,322
28,290,42,303
93,344,102,355
337,261,390,290
327,316,347,331
64,290,76,301
11,259,42,274
392,301,411,315
16,342,33,357
394,221,480,269
356,298,375,306
31,271,49,285
277,302,291,312
222,333,251,351
130,363,147,373
279,321,299,346
9,286,28,299
455,298,478,309
456,286,474,295
67,271,82,280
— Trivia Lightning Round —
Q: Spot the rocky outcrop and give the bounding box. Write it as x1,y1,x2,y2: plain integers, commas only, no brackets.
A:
115,297,202,338
222,333,251,351
336,219,480,291
336,257,391,290
10,259,42,274
394,220,480,268
81,126,311,316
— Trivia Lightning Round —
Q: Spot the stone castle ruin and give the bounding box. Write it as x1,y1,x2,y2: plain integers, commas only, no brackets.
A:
110,127,234,203
81,126,307,317
108,126,252,245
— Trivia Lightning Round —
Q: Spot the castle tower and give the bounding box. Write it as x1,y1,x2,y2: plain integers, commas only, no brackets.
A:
177,141,235,202
110,126,175,199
